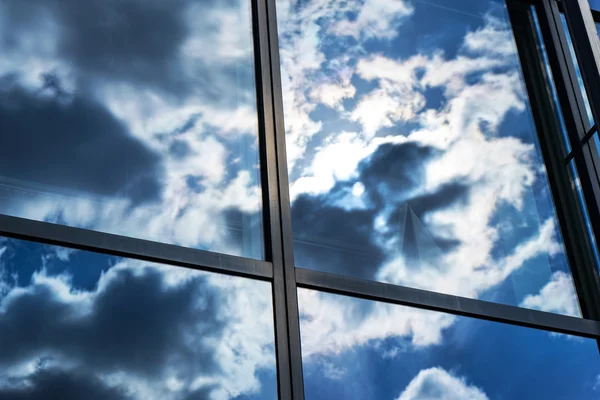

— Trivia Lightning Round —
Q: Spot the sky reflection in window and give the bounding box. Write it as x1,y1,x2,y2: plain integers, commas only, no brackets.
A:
0,0,263,259
299,288,600,400
278,0,581,316
0,237,277,399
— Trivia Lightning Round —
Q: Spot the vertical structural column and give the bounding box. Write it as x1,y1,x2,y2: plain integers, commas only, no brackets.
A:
253,0,305,398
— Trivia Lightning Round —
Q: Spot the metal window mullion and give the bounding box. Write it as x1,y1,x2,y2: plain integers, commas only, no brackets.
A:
263,0,306,397
296,268,600,338
532,0,600,323
544,0,600,223
252,0,304,398
0,214,273,280
561,0,600,211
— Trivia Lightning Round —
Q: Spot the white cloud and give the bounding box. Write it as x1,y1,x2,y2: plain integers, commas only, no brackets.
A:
298,289,456,359
329,0,414,39
463,15,516,58
397,367,489,400
350,86,425,137
289,132,408,200
521,271,581,317
309,81,356,110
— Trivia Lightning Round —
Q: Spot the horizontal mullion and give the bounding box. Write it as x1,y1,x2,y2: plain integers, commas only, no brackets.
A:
296,267,600,338
0,214,273,280
565,124,598,163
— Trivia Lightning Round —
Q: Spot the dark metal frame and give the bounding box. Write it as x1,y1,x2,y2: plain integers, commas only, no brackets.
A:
1,0,600,399
534,0,600,324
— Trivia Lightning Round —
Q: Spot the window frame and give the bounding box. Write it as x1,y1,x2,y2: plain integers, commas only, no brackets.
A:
0,0,600,399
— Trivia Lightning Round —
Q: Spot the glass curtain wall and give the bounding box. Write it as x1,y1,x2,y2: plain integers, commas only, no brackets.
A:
0,0,600,399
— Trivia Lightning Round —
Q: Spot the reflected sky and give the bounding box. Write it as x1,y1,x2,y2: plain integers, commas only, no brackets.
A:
299,288,600,400
278,0,582,316
0,237,277,400
0,0,263,259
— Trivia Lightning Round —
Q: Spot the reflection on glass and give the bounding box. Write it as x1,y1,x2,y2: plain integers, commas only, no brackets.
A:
0,1,263,258
278,0,580,315
569,160,600,269
0,237,277,399
532,7,572,153
561,14,595,125
298,288,600,400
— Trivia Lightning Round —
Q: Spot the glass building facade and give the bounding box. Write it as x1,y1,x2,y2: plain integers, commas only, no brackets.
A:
0,0,600,399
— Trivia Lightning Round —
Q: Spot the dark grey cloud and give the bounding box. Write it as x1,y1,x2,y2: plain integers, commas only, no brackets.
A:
182,385,220,400
0,266,224,379
0,0,252,100
1,0,189,92
0,368,131,400
291,141,470,279
358,142,435,208
0,82,163,204
382,182,468,264
291,193,384,280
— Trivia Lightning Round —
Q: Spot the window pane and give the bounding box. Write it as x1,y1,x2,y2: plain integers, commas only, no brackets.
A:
278,0,581,315
0,237,277,399
532,7,572,153
561,13,595,125
569,159,600,268
298,288,600,400
0,0,263,259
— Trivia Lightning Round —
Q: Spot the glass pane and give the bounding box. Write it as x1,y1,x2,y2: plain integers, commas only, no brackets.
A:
298,288,600,400
0,0,263,259
532,7,572,153
561,13,595,126
569,159,600,268
278,0,581,315
0,237,277,399
590,0,600,11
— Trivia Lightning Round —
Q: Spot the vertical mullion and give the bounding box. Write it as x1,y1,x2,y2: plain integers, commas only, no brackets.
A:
540,0,600,221
541,0,600,257
253,0,305,398
506,0,600,323
252,0,293,398
534,0,600,323
264,0,306,398
561,0,600,194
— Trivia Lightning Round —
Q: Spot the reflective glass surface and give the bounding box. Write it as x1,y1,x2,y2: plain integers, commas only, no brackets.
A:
0,237,277,399
561,13,595,125
0,0,263,258
278,0,580,315
298,288,600,400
